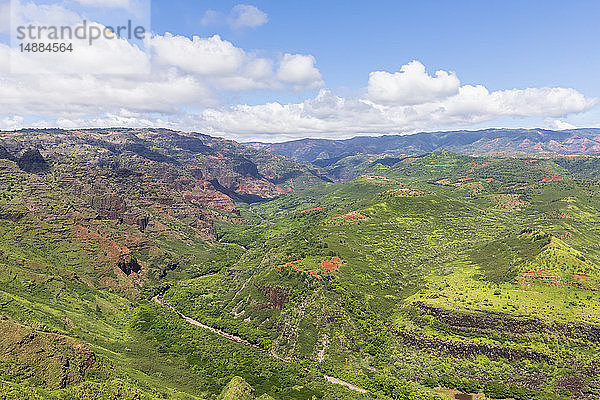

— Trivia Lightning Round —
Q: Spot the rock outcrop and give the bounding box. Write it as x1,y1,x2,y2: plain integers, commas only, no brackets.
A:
117,255,142,276
17,149,48,173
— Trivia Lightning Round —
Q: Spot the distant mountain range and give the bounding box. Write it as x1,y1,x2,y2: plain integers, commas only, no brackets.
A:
245,128,600,181
246,128,600,163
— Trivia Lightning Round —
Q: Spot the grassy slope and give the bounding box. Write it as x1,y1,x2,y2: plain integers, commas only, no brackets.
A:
165,151,600,399
3,147,600,399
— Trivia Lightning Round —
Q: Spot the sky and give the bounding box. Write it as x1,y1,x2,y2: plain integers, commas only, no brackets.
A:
0,0,599,142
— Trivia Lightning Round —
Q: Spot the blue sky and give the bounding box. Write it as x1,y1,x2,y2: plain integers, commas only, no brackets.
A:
152,0,600,94
0,0,599,141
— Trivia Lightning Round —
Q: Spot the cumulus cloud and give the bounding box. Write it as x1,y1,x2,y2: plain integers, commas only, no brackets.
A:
201,4,268,30
149,34,324,91
8,1,150,75
0,1,323,119
277,54,324,89
0,36,321,118
0,4,596,142
367,60,460,105
53,78,595,142
150,34,247,76
0,116,24,130
229,4,268,29
181,81,597,141
550,120,577,130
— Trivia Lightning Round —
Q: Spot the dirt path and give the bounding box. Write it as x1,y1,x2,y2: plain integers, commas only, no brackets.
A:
248,206,265,223
324,376,367,394
154,294,289,361
152,294,367,394
196,272,219,279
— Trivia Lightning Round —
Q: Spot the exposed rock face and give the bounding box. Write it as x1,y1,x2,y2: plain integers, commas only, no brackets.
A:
17,149,48,173
411,302,600,342
0,128,328,291
117,255,141,275
90,194,149,231
90,194,127,220
194,215,218,240
223,176,287,199
232,157,260,177
183,180,240,215
253,285,289,310
123,213,150,232
396,330,552,363
0,145,14,161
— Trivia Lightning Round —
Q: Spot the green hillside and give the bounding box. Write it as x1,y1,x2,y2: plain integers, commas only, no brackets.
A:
1,135,600,399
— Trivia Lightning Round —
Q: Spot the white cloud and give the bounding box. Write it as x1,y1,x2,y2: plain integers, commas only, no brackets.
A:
0,2,322,118
550,120,577,130
39,79,598,141
13,1,82,27
8,1,150,75
367,60,460,105
201,4,268,30
150,34,247,76
229,4,268,29
73,0,131,9
200,10,221,26
0,0,596,148
149,34,324,91
277,53,324,89
0,115,24,130
7,29,150,75
179,78,597,141
0,32,322,117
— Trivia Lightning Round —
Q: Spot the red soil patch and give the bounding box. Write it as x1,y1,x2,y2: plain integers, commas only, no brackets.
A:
334,212,366,220
467,162,489,173
276,257,343,277
275,260,302,271
541,176,565,183
520,269,596,290
301,207,323,213
72,224,130,262
520,269,562,286
560,231,573,240
480,178,499,183
321,257,342,271
547,211,572,219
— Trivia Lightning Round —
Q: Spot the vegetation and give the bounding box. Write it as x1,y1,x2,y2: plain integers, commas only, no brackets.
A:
1,129,600,399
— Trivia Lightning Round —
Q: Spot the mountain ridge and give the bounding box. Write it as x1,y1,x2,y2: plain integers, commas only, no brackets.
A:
245,128,600,162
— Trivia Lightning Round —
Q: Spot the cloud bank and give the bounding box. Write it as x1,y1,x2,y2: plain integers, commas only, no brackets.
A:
0,3,597,140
